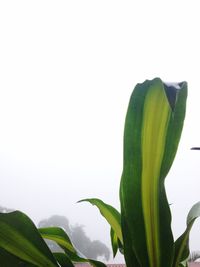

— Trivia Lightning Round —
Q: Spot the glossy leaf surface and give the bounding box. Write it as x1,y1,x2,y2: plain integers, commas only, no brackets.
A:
39,227,76,256
0,211,58,267
40,225,107,267
120,78,187,267
78,198,123,244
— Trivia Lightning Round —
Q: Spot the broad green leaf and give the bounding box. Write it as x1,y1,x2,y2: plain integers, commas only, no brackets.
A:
120,78,187,267
0,211,58,267
39,227,76,256
39,226,81,260
173,201,200,267
78,198,123,244
39,226,107,267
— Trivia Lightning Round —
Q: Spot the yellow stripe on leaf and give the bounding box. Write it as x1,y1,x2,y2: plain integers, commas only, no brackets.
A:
141,83,171,267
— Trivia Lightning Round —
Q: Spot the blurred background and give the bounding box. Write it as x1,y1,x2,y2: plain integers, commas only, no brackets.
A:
0,0,200,263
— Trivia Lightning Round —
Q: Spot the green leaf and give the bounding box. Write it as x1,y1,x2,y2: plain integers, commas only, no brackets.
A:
53,253,74,267
120,210,141,267
78,198,123,244
110,227,124,258
173,201,200,267
0,211,58,267
39,226,81,260
173,227,191,267
120,78,187,267
110,227,118,257
39,227,76,256
88,259,108,267
186,201,200,225
39,226,107,267
0,247,36,267
57,246,107,267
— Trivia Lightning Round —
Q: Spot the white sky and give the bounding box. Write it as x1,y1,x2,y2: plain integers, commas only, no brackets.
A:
1,0,200,263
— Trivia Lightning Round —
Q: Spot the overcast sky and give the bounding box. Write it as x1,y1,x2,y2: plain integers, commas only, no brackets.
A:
1,0,200,263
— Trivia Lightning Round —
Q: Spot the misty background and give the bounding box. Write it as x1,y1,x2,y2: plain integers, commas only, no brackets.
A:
1,0,200,263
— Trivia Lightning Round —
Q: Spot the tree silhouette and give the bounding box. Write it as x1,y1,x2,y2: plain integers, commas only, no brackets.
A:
85,240,110,261
38,215,71,234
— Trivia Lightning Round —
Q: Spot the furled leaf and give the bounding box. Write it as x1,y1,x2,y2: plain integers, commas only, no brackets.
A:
120,78,187,267
78,198,123,244
173,201,200,267
0,211,58,267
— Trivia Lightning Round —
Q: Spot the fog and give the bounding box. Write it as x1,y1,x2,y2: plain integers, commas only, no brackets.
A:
1,0,200,263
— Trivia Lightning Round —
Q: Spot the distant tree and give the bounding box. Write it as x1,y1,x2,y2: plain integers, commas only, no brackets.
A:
70,224,90,254
86,240,110,261
38,215,110,261
38,215,71,234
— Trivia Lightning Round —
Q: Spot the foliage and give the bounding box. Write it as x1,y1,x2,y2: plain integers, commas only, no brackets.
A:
80,78,200,267
0,210,107,267
38,215,110,261
0,78,199,267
